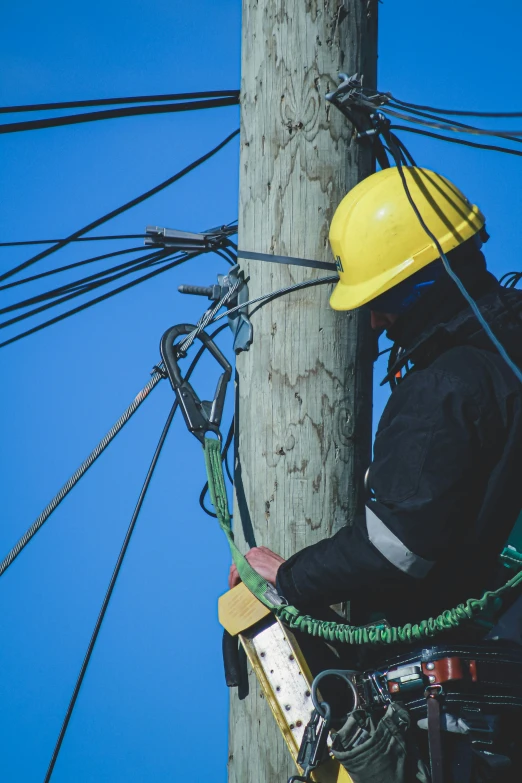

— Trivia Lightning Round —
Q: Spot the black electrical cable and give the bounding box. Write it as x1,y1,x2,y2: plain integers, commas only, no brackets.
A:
212,248,236,267
247,276,336,318
388,101,522,147
0,96,240,135
42,317,228,781
389,96,522,119
0,249,172,316
0,249,173,325
386,141,522,385
0,246,149,292
0,128,239,284
389,125,522,158
198,274,338,515
390,133,417,166
1,234,235,322
0,249,207,349
222,244,239,263
43,400,177,782
0,90,239,114
0,235,148,247
499,271,522,288
382,105,522,146
43,322,229,780
225,238,238,252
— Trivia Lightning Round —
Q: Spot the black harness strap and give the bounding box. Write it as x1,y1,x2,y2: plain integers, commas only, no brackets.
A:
427,689,445,783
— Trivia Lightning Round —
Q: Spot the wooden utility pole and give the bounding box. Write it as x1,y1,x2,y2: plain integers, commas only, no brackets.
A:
230,2,377,781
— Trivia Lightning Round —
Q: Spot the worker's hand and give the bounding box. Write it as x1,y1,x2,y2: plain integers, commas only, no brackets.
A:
228,546,286,589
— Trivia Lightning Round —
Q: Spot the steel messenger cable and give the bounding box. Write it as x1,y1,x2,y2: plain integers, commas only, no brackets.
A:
41,324,231,782
43,401,177,783
0,319,231,578
0,271,337,576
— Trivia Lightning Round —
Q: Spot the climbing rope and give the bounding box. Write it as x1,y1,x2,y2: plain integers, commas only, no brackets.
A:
42,325,229,780
0,369,164,577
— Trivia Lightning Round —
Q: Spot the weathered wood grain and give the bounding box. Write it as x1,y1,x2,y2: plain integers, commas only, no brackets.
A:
230,2,377,780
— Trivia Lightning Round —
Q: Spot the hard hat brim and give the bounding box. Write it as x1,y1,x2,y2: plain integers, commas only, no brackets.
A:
329,257,420,311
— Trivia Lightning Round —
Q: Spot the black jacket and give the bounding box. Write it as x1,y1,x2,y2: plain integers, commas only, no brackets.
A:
277,259,522,630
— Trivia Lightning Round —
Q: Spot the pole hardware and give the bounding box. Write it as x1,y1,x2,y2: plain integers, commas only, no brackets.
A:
326,74,393,170
179,265,254,353
325,73,389,115
144,223,237,252
160,323,232,443
288,703,332,783
355,112,391,141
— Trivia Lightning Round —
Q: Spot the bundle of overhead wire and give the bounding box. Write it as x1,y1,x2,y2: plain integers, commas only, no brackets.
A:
0,90,239,134
358,87,522,159
0,129,239,348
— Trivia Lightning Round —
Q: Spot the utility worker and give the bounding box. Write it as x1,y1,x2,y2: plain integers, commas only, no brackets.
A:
228,167,522,781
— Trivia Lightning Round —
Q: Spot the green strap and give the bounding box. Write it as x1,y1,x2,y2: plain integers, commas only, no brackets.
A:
204,437,522,645
204,438,282,610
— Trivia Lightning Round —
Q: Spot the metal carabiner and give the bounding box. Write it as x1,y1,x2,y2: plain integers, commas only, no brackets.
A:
159,323,232,443
288,703,332,783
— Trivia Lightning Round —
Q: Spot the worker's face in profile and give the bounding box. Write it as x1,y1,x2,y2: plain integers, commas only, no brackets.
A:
370,311,398,331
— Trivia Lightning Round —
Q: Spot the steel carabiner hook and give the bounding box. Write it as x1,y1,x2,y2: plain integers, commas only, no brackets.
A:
159,323,232,443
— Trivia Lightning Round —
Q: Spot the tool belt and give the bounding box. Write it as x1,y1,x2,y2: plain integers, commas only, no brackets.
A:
380,642,522,719
297,643,522,783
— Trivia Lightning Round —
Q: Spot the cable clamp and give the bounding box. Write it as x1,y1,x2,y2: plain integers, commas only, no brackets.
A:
151,363,168,379
144,224,234,252
325,73,391,114
179,265,253,354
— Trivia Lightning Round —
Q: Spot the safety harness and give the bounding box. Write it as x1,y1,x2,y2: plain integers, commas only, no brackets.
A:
204,435,522,645
204,436,522,781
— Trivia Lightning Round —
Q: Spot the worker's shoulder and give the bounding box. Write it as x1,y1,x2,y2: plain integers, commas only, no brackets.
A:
385,345,500,423
402,345,488,397
430,343,497,382
429,343,522,400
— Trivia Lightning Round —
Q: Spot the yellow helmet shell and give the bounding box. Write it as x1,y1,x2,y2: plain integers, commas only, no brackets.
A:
329,167,485,311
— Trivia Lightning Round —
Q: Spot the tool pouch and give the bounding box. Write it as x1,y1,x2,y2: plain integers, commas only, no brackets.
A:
331,703,430,783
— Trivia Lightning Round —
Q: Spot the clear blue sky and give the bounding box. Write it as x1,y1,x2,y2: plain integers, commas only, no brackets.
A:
1,1,521,780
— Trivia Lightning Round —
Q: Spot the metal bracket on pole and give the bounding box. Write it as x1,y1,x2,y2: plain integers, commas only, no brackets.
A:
325,73,390,116
326,74,392,169
179,265,254,354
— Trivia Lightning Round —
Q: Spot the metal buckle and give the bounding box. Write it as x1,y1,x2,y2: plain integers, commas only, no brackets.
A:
159,323,232,443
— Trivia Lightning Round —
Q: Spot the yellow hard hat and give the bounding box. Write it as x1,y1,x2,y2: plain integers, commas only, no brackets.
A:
329,167,485,311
